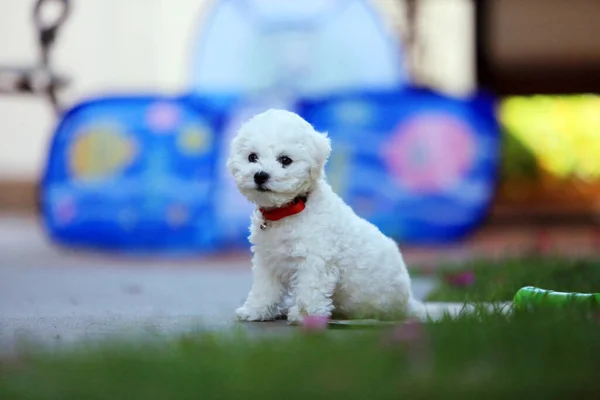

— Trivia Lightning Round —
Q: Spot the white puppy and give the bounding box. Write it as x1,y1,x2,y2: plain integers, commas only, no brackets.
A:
227,109,425,323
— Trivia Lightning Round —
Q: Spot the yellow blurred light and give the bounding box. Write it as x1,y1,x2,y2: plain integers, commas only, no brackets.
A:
499,94,600,180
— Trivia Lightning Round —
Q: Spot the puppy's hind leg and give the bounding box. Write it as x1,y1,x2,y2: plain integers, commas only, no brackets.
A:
236,256,284,322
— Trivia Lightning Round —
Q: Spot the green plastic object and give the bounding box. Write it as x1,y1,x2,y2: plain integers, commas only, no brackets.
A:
513,286,600,310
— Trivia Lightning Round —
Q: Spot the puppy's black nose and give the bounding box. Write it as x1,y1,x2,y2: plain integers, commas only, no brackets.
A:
254,171,270,185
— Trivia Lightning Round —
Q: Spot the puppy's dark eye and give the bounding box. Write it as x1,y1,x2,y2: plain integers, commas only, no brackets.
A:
278,156,293,167
248,153,258,163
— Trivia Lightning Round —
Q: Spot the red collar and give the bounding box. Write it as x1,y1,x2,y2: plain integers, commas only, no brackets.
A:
259,196,307,222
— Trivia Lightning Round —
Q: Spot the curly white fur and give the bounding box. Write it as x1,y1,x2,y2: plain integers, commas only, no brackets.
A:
227,109,425,323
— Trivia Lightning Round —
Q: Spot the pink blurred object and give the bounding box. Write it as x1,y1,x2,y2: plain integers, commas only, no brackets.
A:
384,319,432,371
55,196,76,225
383,115,476,193
444,271,475,287
146,102,181,132
388,318,425,344
535,230,552,254
302,315,330,331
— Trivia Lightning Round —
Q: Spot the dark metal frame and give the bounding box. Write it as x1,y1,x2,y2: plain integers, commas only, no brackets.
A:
0,0,70,115
475,0,600,96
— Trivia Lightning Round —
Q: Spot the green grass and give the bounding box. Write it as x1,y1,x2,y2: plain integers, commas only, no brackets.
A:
2,309,600,399
426,257,600,302
3,257,600,399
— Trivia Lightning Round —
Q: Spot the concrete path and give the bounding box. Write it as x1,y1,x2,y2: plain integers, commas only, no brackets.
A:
0,262,439,348
1,214,479,353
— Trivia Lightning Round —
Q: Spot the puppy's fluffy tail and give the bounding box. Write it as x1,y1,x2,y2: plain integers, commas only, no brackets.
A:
407,298,429,321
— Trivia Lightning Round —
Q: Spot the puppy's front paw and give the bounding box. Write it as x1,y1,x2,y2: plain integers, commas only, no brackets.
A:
236,306,275,322
286,305,331,325
286,306,303,325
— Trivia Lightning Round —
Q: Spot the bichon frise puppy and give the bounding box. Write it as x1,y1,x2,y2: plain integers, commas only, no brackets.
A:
227,109,425,323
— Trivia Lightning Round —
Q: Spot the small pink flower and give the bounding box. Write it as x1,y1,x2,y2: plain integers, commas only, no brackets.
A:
444,271,475,287
302,315,330,331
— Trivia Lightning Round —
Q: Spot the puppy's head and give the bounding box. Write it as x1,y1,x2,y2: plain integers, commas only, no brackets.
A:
227,109,331,208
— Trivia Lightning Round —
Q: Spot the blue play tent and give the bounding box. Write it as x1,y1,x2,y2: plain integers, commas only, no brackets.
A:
39,0,501,253
300,88,501,244
41,95,223,253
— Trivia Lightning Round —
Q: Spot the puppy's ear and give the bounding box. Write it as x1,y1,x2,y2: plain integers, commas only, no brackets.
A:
309,130,331,181
226,135,241,176
314,131,331,165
